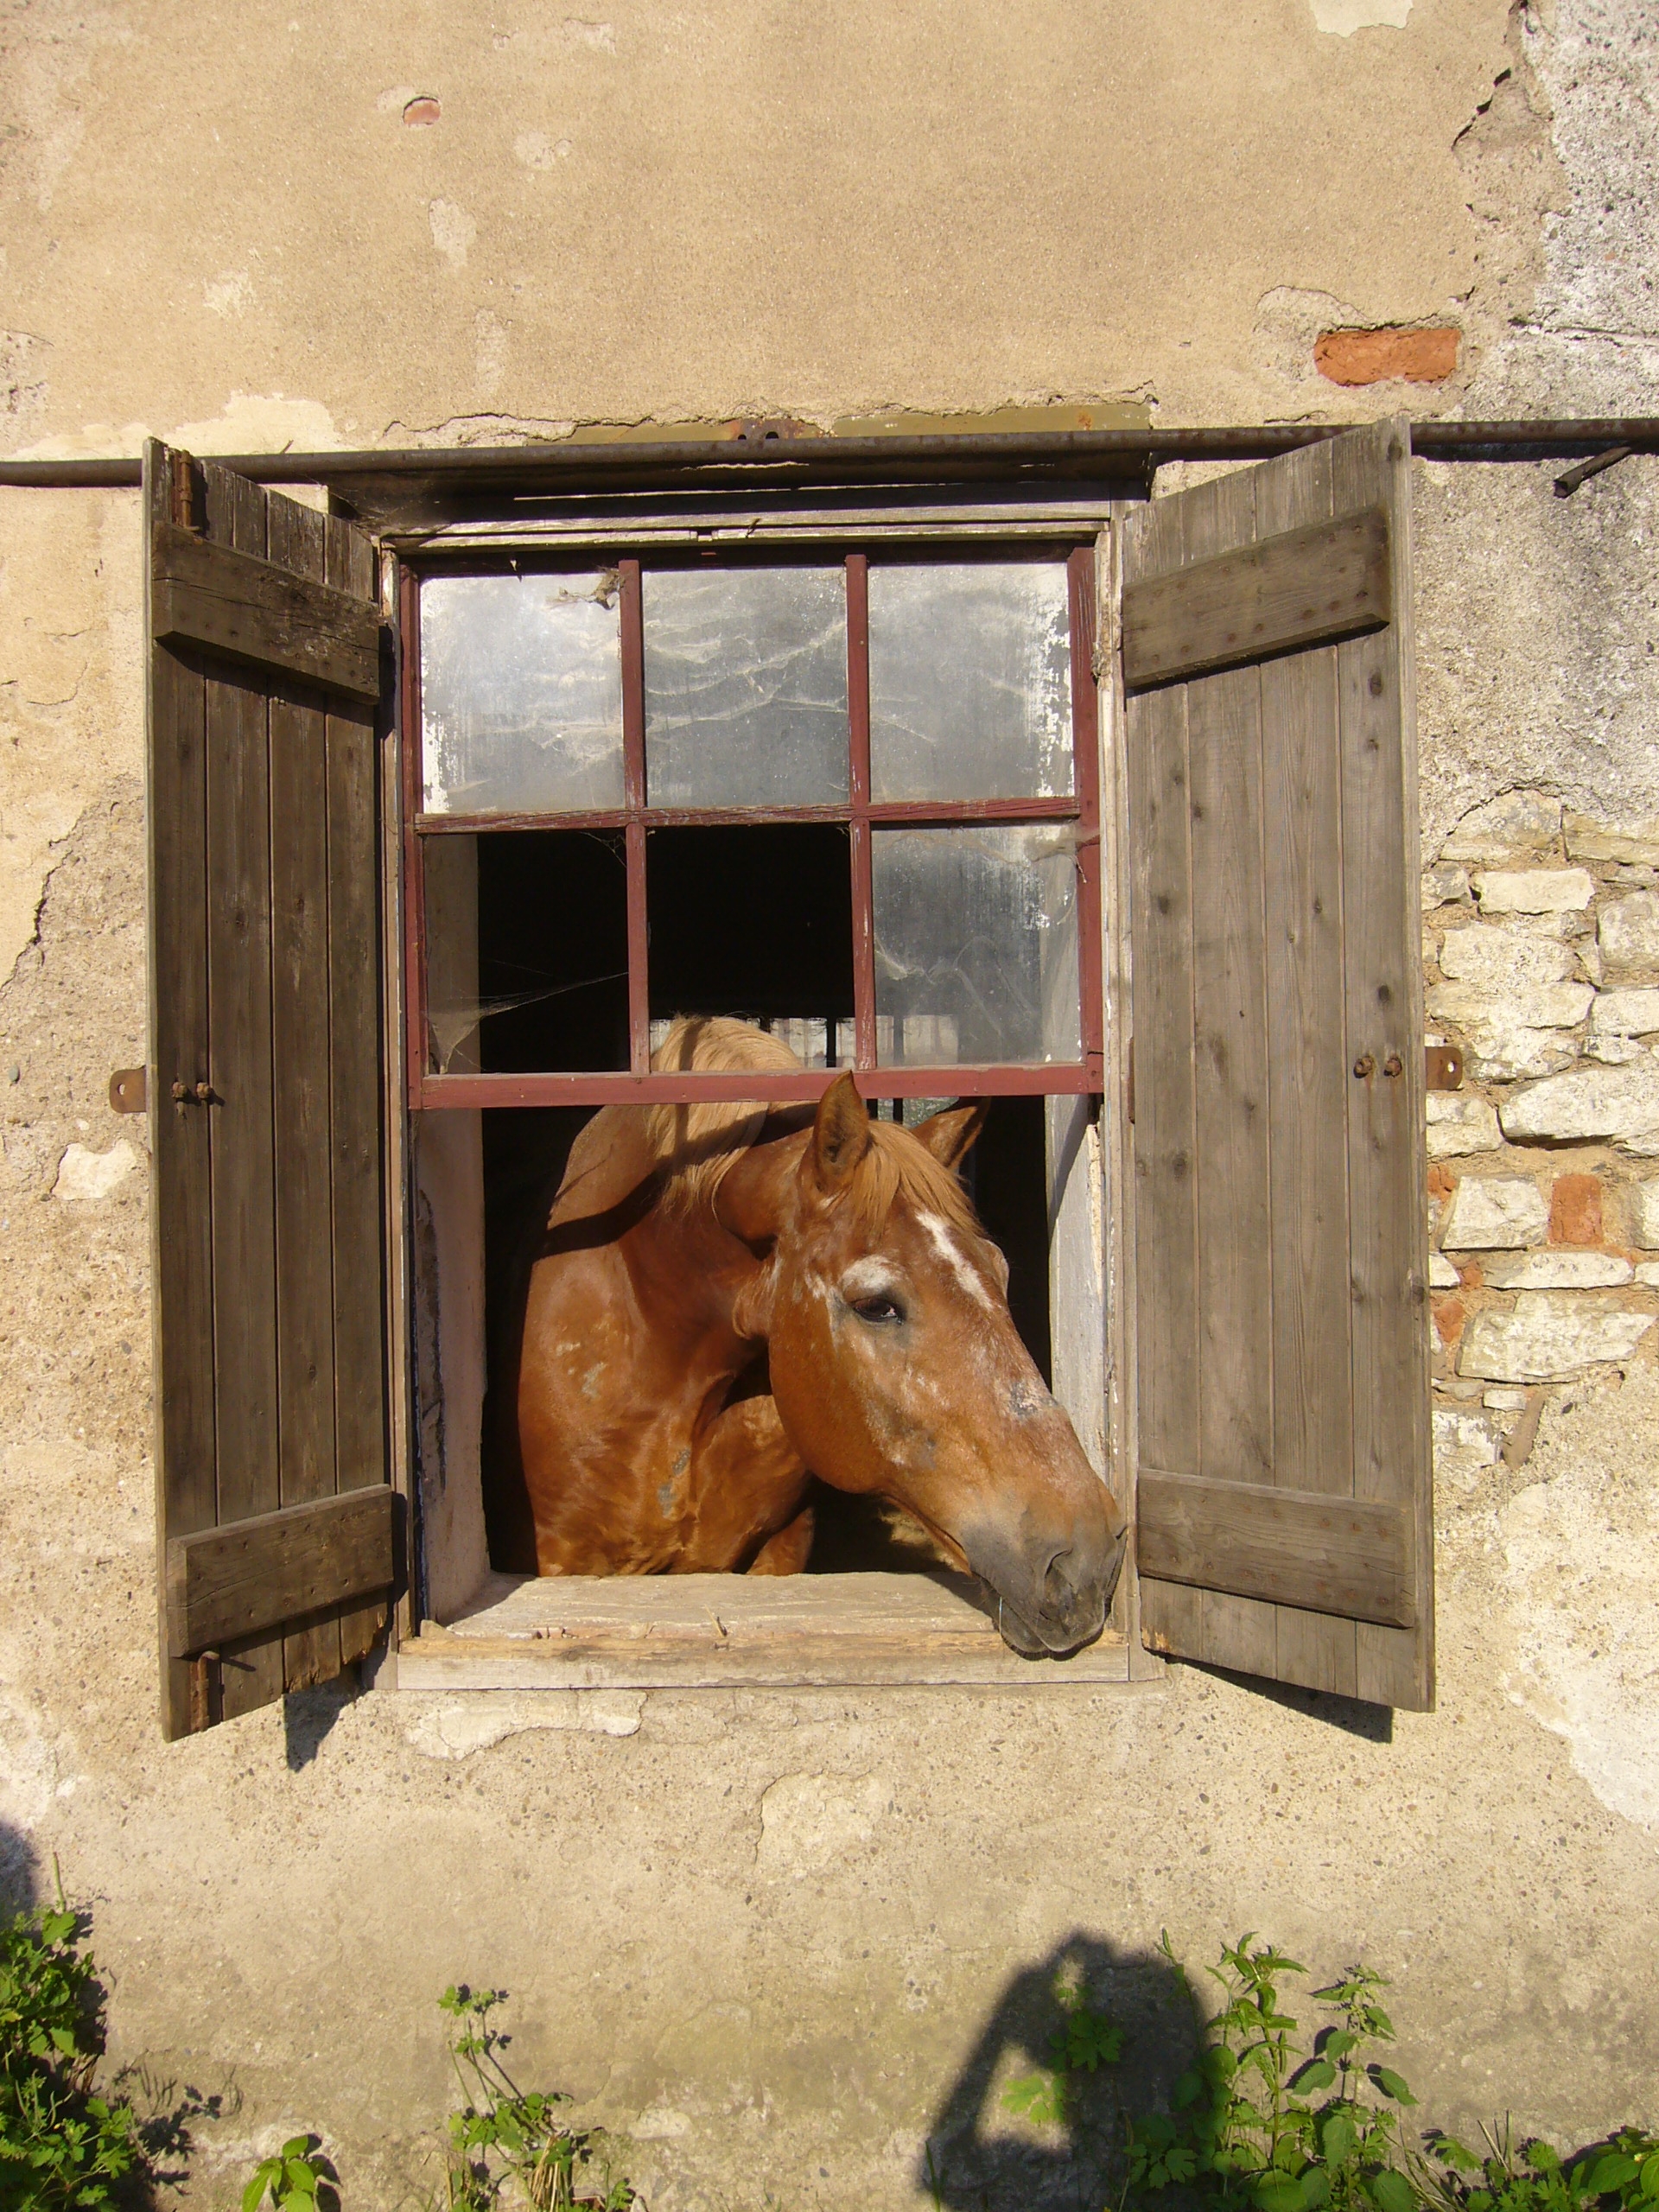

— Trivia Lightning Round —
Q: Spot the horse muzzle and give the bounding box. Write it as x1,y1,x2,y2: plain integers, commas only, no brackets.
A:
971,1514,1128,1658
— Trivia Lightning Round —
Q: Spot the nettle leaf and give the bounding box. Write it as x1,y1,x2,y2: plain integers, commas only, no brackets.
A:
1255,2178,1307,2212
1368,2169,1414,2212
1294,2061,1338,2094
1589,2157,1643,2196
1369,2068,1417,2106
1639,2155,1659,2200
1322,2113,1359,2164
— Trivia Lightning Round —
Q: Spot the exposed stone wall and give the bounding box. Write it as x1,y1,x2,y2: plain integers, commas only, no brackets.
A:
1424,790,1659,1489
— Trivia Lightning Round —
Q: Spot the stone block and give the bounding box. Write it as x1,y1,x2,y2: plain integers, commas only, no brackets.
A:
1565,812,1659,867
1426,982,1593,1029
1589,988,1659,1036
1440,791,1560,864
1426,1092,1503,1158
1440,1176,1548,1249
1474,868,1595,914
1498,1057,1659,1149
1431,1406,1499,1491
1428,1252,1460,1288
1465,1027,1578,1083
1438,926,1573,990
1483,1386,1530,1410
1421,862,1471,910
1458,1294,1655,1382
1636,1262,1659,1287
1599,892,1659,973
1586,1035,1646,1065
1629,1179,1659,1249
1479,1249,1631,1289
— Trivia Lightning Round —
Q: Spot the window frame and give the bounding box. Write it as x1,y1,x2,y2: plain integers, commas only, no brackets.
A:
400,540,1104,1111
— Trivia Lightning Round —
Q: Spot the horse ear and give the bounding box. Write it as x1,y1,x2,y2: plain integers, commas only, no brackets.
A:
809,1071,872,1193
914,1101,989,1173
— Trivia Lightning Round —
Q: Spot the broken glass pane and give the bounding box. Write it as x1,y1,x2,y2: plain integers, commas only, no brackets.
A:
644,568,849,806
868,562,1074,802
872,825,1080,1065
421,572,624,814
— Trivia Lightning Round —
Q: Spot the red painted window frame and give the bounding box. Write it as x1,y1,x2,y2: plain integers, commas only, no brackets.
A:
403,543,1103,1110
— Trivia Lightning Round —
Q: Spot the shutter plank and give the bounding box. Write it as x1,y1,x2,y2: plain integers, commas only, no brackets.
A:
325,512,389,1669
151,522,381,700
1255,439,1360,1700
168,1485,397,1655
1333,429,1434,1711
1126,493,1205,1663
1179,469,1280,1680
268,497,344,1694
1136,1471,1413,1627
1122,505,1390,691
204,471,285,1720
146,448,216,1740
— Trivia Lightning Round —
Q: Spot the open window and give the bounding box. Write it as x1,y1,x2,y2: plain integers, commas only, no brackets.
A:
143,422,1433,1732
399,542,1126,1685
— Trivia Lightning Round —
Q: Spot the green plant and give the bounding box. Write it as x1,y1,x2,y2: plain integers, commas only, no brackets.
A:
0,1885,144,2211
1418,2120,1659,2212
437,1986,633,2212
1002,1973,1125,2129
243,2134,340,2212
1125,1933,1417,2212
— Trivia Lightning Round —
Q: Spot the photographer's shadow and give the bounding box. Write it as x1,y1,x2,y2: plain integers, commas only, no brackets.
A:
918,1931,1196,2212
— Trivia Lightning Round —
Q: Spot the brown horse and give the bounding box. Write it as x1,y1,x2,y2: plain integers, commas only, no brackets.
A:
516,1018,1125,1655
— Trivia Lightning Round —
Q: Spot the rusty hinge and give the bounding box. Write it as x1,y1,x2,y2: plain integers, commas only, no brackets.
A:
109,1065,147,1113
1425,1043,1464,1091
168,450,205,533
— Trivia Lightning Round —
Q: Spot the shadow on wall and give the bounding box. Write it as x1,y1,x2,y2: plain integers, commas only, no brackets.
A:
0,1814,39,1920
920,1931,1196,2212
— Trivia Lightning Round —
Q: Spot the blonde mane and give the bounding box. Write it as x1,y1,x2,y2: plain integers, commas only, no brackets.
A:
645,1015,979,1236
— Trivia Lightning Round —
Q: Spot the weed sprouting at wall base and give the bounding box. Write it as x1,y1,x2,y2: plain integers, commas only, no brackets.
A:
993,1934,1659,2212
0,1884,144,2212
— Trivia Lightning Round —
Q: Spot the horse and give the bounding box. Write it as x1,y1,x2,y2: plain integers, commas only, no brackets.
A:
514,1016,1126,1656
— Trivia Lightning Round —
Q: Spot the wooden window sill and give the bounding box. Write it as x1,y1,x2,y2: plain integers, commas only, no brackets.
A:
395,1570,1130,1689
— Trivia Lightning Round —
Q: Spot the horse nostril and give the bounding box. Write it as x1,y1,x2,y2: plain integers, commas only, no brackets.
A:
1044,1551,1081,1616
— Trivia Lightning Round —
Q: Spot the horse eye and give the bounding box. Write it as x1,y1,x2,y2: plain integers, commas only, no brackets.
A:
852,1294,904,1326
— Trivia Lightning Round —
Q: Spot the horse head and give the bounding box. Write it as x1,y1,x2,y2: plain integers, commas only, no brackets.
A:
718,1073,1127,1655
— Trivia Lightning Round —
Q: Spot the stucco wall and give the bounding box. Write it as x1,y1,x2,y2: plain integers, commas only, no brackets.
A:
2,3,1657,2206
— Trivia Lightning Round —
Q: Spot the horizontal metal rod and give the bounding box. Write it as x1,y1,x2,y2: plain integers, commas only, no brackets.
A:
418,1064,1097,1109
4,420,1659,493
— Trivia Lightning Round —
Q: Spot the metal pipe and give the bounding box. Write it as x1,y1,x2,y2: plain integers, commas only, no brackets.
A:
1,420,1657,491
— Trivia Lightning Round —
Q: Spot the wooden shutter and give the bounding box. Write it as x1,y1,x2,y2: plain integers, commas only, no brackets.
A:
1120,419,1433,1711
145,441,400,1738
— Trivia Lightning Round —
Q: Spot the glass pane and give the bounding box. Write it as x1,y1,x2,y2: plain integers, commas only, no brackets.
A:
868,562,1073,801
644,568,849,806
872,825,1080,1066
421,573,624,814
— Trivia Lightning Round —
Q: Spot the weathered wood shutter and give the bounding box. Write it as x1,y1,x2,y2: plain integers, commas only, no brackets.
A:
1121,419,1433,1711
145,440,399,1738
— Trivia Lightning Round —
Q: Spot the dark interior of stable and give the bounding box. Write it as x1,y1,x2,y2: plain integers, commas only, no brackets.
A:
467,823,1054,1575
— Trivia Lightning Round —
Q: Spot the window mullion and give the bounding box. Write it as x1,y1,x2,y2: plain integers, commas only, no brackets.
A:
847,553,875,1072
620,558,651,1073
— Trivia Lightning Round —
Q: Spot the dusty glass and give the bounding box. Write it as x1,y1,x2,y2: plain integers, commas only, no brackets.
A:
643,568,849,806
872,824,1080,1065
420,572,625,814
868,562,1074,802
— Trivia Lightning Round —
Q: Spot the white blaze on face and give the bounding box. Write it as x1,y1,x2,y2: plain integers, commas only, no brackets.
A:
917,1211,996,1313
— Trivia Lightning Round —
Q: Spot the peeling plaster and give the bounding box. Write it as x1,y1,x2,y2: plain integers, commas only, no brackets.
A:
1311,0,1413,30
1495,1365,1659,1843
